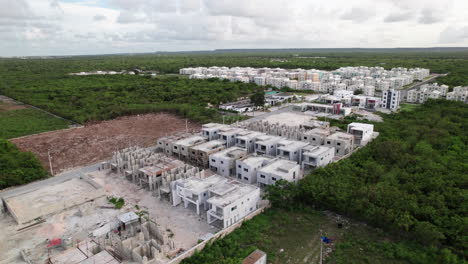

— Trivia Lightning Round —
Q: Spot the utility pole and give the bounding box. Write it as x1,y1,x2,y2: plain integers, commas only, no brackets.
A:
319,229,323,264
222,115,225,125
48,150,54,176
185,119,188,133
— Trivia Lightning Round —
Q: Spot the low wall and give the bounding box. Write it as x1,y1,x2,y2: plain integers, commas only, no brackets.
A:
167,205,268,264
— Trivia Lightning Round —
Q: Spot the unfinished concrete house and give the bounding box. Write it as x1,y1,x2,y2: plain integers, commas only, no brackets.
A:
171,175,227,215
301,145,335,169
347,122,374,146
235,130,265,153
325,132,355,156
302,127,334,146
201,123,229,140
108,218,177,264
207,180,260,228
254,135,282,156
276,139,309,162
236,156,274,184
111,147,193,194
188,140,226,167
219,127,246,147
209,147,248,176
257,159,301,187
242,120,306,141
172,135,206,159
157,134,189,156
48,239,120,264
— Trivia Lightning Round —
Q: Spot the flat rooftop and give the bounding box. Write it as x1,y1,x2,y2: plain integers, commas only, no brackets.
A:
277,140,309,151
348,122,374,131
255,135,282,146
219,127,245,136
211,147,247,160
238,156,273,168
236,131,265,140
4,177,104,224
191,140,226,152
178,175,227,195
304,128,332,136
303,146,333,157
207,181,258,208
258,159,299,176
174,135,206,147
202,123,229,131
327,131,355,140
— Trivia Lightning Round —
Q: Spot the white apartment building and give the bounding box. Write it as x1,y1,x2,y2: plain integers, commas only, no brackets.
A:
347,123,374,146
301,145,335,169
172,175,227,215
236,156,274,184
325,132,355,156
209,147,248,177
446,86,468,103
276,139,309,162
207,180,260,228
257,159,301,187
382,89,401,111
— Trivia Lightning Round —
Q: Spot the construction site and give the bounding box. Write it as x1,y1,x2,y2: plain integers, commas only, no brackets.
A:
0,102,378,264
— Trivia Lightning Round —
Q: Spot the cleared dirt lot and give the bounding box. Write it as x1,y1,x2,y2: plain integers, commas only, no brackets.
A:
10,113,200,173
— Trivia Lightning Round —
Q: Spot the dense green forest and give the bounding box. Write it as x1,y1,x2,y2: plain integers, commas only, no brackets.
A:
182,100,467,263
0,139,49,189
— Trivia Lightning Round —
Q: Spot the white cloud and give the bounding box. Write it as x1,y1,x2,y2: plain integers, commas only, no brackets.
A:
0,0,467,56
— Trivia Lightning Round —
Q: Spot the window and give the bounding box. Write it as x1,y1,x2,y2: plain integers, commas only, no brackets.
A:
174,146,178,149
260,175,266,178
303,136,307,140
231,206,237,211
182,148,185,150
327,141,331,144
238,165,241,168
238,173,241,178
337,142,341,146
211,159,215,162
244,177,248,181
312,138,316,141
272,177,277,181
203,193,207,196
221,161,224,164
293,172,296,179
244,168,248,172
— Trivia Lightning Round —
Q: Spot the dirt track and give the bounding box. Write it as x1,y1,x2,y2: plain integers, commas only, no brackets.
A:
11,113,200,173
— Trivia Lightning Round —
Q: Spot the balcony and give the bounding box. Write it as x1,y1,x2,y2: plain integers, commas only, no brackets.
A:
208,209,223,219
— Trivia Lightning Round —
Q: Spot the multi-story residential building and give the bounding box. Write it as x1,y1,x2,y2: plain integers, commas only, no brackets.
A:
406,83,448,103
301,145,335,169
347,123,374,146
446,86,468,103
235,156,274,184
201,123,230,140
172,175,227,215
235,131,265,153
257,159,301,187
189,140,226,167
254,135,282,156
276,139,309,162
325,132,355,156
172,135,207,159
219,128,245,147
302,128,333,145
382,89,401,111
207,180,260,228
209,147,248,177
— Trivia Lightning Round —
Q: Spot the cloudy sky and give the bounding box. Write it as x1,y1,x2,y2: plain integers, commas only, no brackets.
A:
1,0,468,56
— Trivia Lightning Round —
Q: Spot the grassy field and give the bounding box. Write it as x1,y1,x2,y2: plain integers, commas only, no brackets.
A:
0,102,72,139
184,208,452,264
